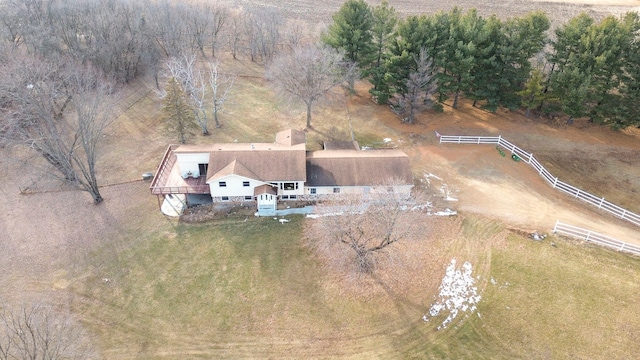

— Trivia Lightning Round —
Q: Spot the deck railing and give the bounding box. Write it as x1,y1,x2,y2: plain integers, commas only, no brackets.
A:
150,145,210,195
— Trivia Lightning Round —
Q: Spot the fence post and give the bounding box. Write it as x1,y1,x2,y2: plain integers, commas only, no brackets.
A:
553,220,559,233
621,209,627,219
553,177,558,189
620,243,626,251
575,189,580,198
598,197,605,209
528,153,533,164
585,231,591,241
498,135,502,147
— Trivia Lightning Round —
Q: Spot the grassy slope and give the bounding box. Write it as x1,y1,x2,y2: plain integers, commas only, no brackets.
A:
72,213,640,359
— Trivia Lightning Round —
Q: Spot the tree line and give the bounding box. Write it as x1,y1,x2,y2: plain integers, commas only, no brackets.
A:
0,0,302,85
1,0,638,204
0,0,296,203
323,0,640,128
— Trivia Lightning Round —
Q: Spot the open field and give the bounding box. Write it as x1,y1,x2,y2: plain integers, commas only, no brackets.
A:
2,0,640,358
218,0,640,27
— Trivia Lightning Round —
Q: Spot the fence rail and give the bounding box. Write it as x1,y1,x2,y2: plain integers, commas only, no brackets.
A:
552,221,640,256
439,135,640,228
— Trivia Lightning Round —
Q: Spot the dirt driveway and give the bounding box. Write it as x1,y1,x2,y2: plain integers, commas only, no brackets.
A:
370,93,640,246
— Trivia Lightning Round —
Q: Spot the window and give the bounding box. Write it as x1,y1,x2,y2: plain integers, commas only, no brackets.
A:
243,181,250,187
221,196,229,201
283,182,296,190
282,195,289,200
289,195,297,200
310,188,316,194
198,163,208,177
219,181,226,187
244,195,252,200
333,188,340,194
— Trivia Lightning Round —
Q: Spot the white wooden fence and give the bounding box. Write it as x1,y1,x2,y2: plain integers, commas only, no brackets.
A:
439,135,640,228
552,221,640,256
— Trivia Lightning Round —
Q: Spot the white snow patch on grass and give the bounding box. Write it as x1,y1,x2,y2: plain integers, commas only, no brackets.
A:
423,259,481,330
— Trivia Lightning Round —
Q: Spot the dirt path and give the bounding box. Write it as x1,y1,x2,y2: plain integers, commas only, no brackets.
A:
410,145,640,245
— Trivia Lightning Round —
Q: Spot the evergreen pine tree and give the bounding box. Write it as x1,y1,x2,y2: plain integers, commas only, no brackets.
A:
162,77,198,144
322,0,374,68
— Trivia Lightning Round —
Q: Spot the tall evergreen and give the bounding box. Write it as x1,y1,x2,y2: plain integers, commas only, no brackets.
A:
615,12,640,128
371,0,398,68
322,0,373,67
162,77,198,144
438,9,478,109
518,67,548,118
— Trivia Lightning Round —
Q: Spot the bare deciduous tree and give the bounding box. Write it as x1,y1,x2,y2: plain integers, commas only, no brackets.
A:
166,53,209,134
165,55,235,133
227,8,244,60
0,51,117,204
392,49,438,124
266,44,346,128
209,4,228,58
0,303,95,360
306,185,427,276
208,60,235,129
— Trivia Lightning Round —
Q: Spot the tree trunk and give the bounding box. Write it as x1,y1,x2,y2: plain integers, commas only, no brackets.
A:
525,108,531,118
453,91,460,109
306,101,312,128
213,108,221,128
89,187,104,204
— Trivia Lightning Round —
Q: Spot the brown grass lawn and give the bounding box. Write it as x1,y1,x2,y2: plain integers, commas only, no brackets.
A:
2,1,640,358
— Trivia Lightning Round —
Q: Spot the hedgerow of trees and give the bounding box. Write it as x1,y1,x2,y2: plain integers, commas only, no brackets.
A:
323,0,640,128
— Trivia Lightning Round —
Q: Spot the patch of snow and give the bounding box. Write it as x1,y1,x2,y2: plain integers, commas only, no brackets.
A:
423,172,443,186
433,209,457,216
439,184,458,202
423,259,481,330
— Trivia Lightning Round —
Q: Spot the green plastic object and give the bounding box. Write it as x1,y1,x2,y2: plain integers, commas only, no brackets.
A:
511,154,521,162
496,146,505,157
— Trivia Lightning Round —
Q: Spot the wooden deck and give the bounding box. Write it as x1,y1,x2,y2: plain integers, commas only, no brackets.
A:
150,145,210,195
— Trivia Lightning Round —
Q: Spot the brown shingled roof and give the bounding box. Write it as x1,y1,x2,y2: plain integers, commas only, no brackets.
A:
207,148,307,182
208,159,262,181
306,149,413,187
254,184,277,196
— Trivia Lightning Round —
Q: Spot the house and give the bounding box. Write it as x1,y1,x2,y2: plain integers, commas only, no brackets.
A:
150,129,413,214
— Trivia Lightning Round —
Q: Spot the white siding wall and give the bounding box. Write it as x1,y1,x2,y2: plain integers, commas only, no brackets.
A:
306,185,412,196
175,153,209,177
208,175,263,197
